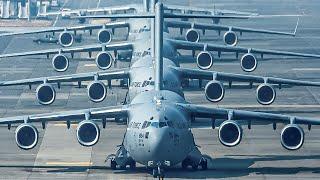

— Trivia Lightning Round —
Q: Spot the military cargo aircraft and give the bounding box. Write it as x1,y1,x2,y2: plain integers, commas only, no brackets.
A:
0,18,298,47
0,20,316,73
0,4,319,179
1,29,320,106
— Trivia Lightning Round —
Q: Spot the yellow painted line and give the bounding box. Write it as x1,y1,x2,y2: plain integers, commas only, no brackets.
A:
84,64,97,67
292,68,320,71
46,162,92,166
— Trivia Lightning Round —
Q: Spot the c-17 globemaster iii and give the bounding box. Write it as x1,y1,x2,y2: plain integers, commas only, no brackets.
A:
0,0,299,48
0,3,320,179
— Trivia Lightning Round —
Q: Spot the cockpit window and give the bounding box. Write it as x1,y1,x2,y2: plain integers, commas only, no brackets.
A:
151,122,159,128
159,122,168,128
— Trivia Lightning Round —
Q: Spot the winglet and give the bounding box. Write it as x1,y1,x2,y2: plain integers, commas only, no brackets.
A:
293,17,300,36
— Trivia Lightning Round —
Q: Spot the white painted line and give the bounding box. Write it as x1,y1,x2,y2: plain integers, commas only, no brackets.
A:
217,104,320,108
46,162,92,166
84,64,97,67
292,68,320,71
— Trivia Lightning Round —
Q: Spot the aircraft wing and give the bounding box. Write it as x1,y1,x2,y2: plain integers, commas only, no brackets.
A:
179,103,320,125
0,42,133,58
168,39,320,58
38,4,139,17
164,5,258,16
165,20,296,36
0,22,130,37
0,68,130,87
0,105,128,125
174,67,320,87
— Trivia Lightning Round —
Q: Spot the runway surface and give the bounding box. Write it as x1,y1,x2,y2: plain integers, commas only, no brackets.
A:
1,0,320,179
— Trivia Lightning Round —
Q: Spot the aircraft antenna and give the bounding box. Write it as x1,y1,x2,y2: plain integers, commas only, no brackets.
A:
293,17,300,36
154,2,164,91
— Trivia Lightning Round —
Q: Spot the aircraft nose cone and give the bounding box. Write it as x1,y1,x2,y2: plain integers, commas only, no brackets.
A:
148,128,173,161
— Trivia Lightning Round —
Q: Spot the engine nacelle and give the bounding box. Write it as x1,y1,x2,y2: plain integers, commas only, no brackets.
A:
256,84,276,105
52,54,69,72
76,120,100,147
185,29,200,42
196,51,213,70
218,120,243,147
223,31,238,46
87,80,107,103
281,124,304,150
15,124,38,150
36,83,56,105
59,31,74,47
240,53,257,72
204,80,225,102
98,29,112,44
95,51,113,70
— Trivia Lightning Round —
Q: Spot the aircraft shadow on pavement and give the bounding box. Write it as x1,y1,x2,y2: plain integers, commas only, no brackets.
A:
0,154,319,178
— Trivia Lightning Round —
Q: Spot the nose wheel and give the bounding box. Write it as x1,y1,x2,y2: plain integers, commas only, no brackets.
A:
152,166,165,179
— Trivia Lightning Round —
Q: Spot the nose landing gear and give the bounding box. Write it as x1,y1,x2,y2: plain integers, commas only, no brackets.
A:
152,166,165,179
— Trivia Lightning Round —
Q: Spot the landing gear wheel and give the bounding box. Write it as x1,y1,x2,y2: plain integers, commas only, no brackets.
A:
129,161,136,169
182,159,188,169
200,159,208,170
152,168,157,178
110,160,117,170
192,163,198,171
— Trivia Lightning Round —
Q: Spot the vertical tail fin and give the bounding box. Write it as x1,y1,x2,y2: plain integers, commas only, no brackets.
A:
154,2,163,91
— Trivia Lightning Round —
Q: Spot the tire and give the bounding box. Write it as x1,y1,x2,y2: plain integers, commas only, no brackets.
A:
192,163,198,171
130,161,136,169
201,159,208,170
181,159,189,169
110,160,117,170
152,168,157,178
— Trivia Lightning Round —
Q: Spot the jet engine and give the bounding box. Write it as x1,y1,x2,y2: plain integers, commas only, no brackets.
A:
204,80,225,102
218,120,243,147
185,29,200,42
95,51,113,70
256,84,276,105
196,51,213,70
223,31,238,46
87,80,107,102
98,29,112,44
15,124,38,150
59,31,74,47
36,83,56,105
280,124,304,150
77,120,100,147
240,53,257,72
52,54,69,72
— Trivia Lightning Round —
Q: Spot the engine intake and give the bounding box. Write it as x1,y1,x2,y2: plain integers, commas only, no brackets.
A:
15,124,38,150
59,31,74,47
205,80,225,102
196,51,213,70
240,53,257,72
36,83,56,105
52,54,69,72
95,51,113,70
185,29,200,42
77,120,100,147
223,31,238,46
87,81,107,103
98,29,112,44
281,124,304,150
256,84,276,105
218,120,243,147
